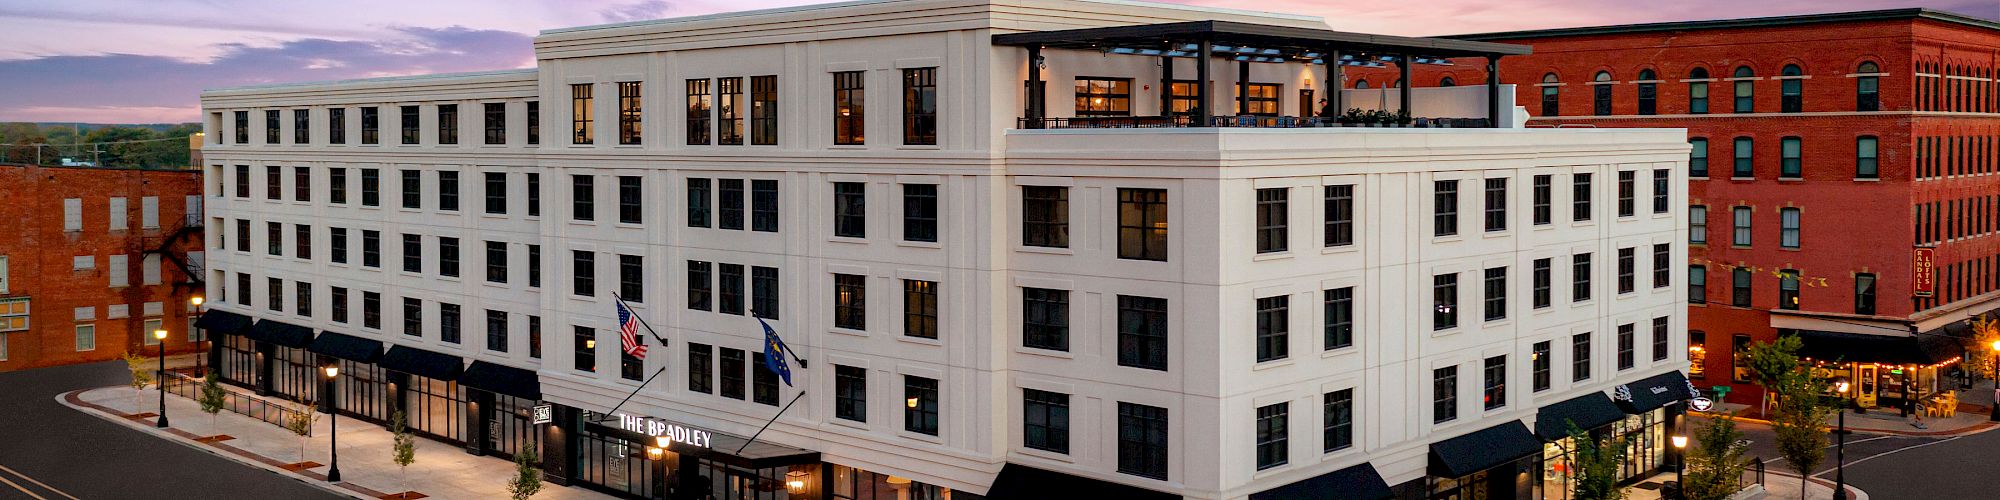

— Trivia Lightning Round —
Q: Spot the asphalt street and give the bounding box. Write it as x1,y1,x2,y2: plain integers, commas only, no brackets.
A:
0,361,342,500
1696,415,1982,500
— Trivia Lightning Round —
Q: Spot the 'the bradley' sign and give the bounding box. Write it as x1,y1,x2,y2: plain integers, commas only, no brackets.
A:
1914,247,1936,297
617,414,714,449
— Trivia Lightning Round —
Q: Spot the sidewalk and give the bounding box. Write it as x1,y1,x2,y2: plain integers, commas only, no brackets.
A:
60,383,612,500
1709,380,2000,437
1623,470,1863,500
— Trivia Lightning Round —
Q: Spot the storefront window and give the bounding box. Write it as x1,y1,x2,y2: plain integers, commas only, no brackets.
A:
220,335,257,386
577,429,656,498
337,360,391,422
1615,410,1666,480
831,464,953,500
403,375,465,443
270,345,319,404
489,394,542,460
1542,438,1576,500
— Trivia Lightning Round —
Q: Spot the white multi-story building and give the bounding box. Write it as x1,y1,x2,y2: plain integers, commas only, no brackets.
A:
196,1,1690,499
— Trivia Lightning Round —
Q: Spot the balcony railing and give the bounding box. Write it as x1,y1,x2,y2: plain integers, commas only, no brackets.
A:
1017,115,1493,130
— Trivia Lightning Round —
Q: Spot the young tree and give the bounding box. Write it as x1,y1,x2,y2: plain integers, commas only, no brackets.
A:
508,448,543,500
1967,315,2000,381
391,409,417,496
284,401,320,463
198,372,228,432
1751,334,1835,500
1568,425,1627,500
1746,334,1805,418
1681,417,1751,500
122,351,154,412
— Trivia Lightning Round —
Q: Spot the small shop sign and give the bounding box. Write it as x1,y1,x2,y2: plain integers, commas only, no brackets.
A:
1689,397,1714,412
532,404,553,424
617,413,714,449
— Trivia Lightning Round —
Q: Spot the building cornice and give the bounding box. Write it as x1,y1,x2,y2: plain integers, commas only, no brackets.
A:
1446,8,1998,42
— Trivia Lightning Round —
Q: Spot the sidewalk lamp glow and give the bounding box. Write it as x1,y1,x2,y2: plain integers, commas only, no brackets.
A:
153,329,168,341
153,328,170,428
1671,434,1687,489
1670,435,1686,449
646,446,664,460
190,296,204,307
1835,379,1851,394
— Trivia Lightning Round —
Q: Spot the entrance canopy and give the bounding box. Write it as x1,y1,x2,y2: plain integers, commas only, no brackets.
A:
1614,370,1695,415
379,345,464,381
462,361,541,400
308,330,384,364
1534,392,1626,441
1429,421,1541,478
194,309,254,335
986,463,1180,500
1795,330,1962,366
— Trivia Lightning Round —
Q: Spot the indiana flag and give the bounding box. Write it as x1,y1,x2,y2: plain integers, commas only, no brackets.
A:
760,316,792,386
616,300,646,358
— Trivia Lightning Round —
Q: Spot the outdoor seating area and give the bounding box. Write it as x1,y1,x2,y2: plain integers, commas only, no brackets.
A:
1018,115,1495,129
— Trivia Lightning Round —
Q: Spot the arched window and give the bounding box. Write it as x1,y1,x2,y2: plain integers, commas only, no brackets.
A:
1855,62,1880,111
1688,67,1710,114
1637,69,1658,115
1780,64,1803,112
1732,66,1755,113
1439,77,1456,87
1355,79,1370,89
1593,71,1614,116
1541,73,1561,117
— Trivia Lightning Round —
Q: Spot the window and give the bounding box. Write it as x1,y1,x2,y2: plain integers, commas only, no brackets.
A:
1732,66,1755,113
833,71,865,145
1617,247,1635,294
751,75,778,145
1532,175,1552,225
904,280,938,340
400,234,421,273
1855,273,1877,315
1637,69,1658,115
1483,267,1507,321
237,273,249,306
437,237,462,278
618,176,642,224
331,228,349,264
1023,389,1070,453
1167,80,1202,115
687,178,711,228
74,324,95,352
752,352,778,405
401,169,421,209
486,241,508,284
752,179,779,232
834,273,866,330
1433,180,1458,237
232,166,250,199
1023,287,1068,351
1256,295,1289,362
484,103,507,145
572,250,594,297
404,298,423,337
1572,333,1592,381
1856,136,1879,179
294,166,312,202
687,343,712,393
364,291,381,329
574,326,596,373
266,110,281,144
719,348,744,398
1324,287,1354,350
1572,173,1592,222
1617,323,1635,369
232,111,248,143
903,68,937,145
1240,83,1281,116
1433,366,1458,423
296,224,314,260
1732,207,1752,246
331,287,349,324
1324,184,1354,247
1690,265,1708,304
570,83,594,144
526,101,540,145
1255,403,1288,470
1118,403,1169,480
1572,253,1592,302
1256,188,1288,252
1114,295,1169,370
1540,73,1560,117
295,282,313,317
478,311,508,353
1532,258,1553,309
717,264,743,315
269,278,283,311
437,104,458,144
1483,356,1507,410
1484,178,1507,232
620,255,644,303
1733,137,1755,178
268,165,282,200
234,219,249,252
1652,317,1670,362
360,106,380,144
400,105,419,144
572,175,594,222
267,222,283,255
361,168,380,207
1323,389,1353,452
438,171,460,211
834,182,866,238
362,230,380,268
618,81,642,145
440,303,461,344
485,172,507,214
1778,269,1800,310
903,184,938,242
1615,171,1637,217
1780,137,1802,179
1780,208,1801,249
528,245,541,288
688,261,711,311
751,266,781,319
1780,65,1802,113
1690,138,1710,177
1433,274,1458,330
1592,71,1613,116
1652,169,1670,214
684,79,711,145
1732,267,1753,307
904,375,939,435
1653,243,1671,289
1118,188,1168,261
1732,334,1752,383
1688,205,1709,245
1075,78,1132,116
1689,331,1706,378
329,108,346,144
1532,341,1551,392
834,365,867,422
1688,68,1710,113
1024,186,1069,248
1856,62,1880,111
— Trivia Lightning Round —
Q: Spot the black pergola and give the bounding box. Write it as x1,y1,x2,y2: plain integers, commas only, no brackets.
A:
993,20,1532,128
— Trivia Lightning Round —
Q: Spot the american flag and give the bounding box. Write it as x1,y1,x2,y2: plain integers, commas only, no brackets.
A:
616,300,646,358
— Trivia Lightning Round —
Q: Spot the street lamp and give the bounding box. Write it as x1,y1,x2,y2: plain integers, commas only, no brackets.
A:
154,329,170,428
323,364,341,483
1833,377,1851,500
189,297,205,377
1989,340,2000,423
1670,434,1687,491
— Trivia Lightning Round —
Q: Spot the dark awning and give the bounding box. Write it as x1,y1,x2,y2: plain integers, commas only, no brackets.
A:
242,319,315,349
1535,392,1627,440
582,419,820,470
379,345,463,381
307,331,383,364
1614,370,1696,414
986,463,1180,500
991,20,1532,59
1429,421,1541,479
194,309,254,335
461,361,540,400
1796,329,1963,366
1249,462,1393,500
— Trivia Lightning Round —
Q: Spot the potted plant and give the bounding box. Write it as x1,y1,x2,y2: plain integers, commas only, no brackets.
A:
1394,109,1413,127
1341,108,1367,127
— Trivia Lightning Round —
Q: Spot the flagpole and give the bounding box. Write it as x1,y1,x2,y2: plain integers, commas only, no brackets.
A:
613,292,669,345
598,366,669,422
736,391,807,455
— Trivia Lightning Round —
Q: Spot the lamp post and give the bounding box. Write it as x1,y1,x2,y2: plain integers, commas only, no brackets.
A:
323,364,341,483
1833,377,1851,500
154,329,170,428
189,296,205,377
1989,340,2000,423
1670,434,1687,496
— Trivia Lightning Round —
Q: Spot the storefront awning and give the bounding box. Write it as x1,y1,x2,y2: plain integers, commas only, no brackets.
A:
379,345,463,381
461,361,540,400
193,309,254,335
986,463,1180,500
1428,421,1541,479
1614,370,1696,414
307,331,384,364
1534,392,1627,441
1795,329,1963,366
1248,462,1393,500
242,319,315,349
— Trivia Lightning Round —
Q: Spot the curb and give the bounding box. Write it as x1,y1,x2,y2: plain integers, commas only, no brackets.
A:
1694,413,2000,437
1763,470,1870,500
55,386,387,500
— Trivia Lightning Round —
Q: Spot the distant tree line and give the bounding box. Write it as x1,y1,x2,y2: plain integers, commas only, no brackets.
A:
0,122,201,168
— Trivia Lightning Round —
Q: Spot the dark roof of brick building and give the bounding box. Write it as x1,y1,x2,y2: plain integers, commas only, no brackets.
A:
1448,8,1999,42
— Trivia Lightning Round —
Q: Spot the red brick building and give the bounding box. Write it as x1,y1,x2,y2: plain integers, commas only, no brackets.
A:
1349,9,2000,408
0,164,207,371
